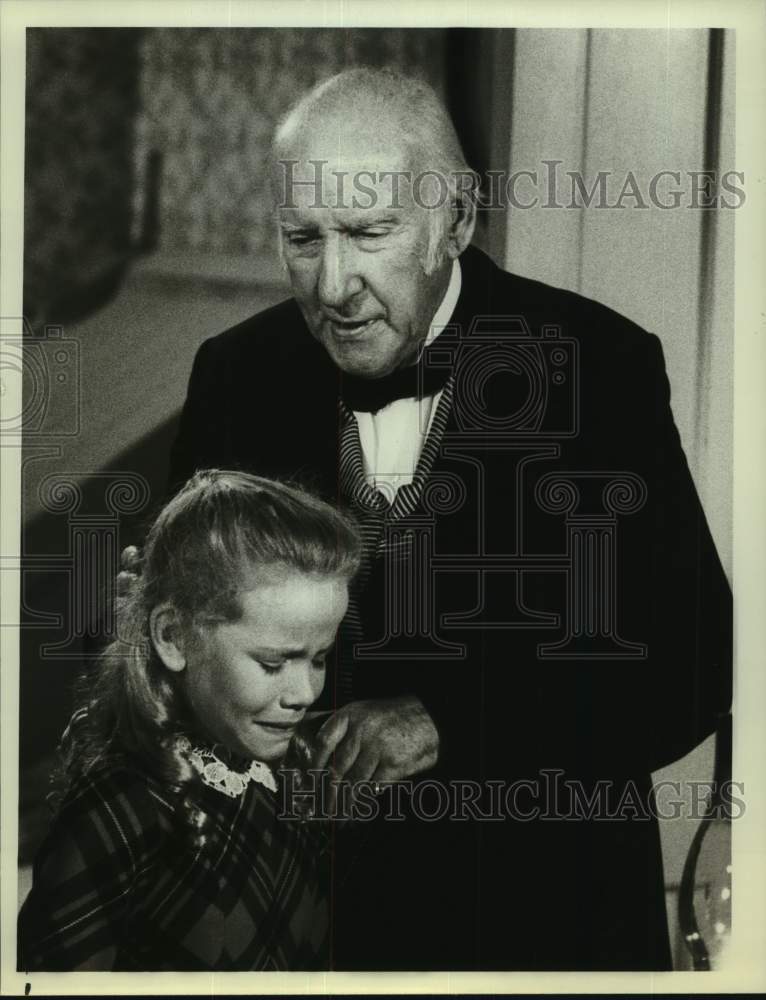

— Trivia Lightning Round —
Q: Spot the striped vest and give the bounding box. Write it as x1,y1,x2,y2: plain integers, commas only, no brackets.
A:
335,378,455,701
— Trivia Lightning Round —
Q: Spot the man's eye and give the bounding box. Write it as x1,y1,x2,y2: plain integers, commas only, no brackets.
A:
356,230,387,240
312,656,327,671
285,233,318,247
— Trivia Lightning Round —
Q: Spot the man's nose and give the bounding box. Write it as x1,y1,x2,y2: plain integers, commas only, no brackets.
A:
279,661,318,711
317,240,363,310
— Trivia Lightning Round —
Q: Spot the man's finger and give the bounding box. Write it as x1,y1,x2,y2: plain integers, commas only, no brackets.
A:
327,729,362,783
313,711,351,770
322,726,360,818
115,570,139,597
345,746,380,788
120,545,141,572
303,709,333,724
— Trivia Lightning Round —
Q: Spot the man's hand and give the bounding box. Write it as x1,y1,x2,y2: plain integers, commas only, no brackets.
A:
313,695,439,786
116,545,142,596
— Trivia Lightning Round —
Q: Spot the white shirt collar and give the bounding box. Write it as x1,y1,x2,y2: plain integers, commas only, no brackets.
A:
353,259,462,494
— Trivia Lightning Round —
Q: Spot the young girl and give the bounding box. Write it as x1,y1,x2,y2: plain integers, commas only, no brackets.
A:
18,470,360,972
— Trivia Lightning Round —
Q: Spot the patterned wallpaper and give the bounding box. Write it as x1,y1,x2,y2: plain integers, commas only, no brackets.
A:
135,28,448,258
23,28,448,322
24,29,142,324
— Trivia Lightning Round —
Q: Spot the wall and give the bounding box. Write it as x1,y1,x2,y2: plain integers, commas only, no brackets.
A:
501,28,734,576
133,28,447,265
23,29,142,327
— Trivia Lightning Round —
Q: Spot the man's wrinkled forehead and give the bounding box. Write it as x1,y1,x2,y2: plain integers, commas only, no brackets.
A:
272,116,422,212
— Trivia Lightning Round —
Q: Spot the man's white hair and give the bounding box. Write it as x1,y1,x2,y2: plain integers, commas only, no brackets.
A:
272,67,478,274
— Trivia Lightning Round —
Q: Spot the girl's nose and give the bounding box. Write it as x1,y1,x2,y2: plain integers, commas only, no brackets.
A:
279,661,318,710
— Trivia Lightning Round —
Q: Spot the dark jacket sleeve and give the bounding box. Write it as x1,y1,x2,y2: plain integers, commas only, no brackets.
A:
630,332,732,770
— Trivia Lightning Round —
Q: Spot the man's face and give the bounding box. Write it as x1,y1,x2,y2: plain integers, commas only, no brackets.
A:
276,134,451,379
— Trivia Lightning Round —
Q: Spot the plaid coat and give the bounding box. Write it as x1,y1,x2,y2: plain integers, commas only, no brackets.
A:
17,759,330,971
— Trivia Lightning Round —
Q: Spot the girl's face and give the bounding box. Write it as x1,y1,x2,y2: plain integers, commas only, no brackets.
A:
180,566,348,762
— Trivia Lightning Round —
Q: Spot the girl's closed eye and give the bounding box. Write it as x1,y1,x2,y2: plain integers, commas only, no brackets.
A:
252,656,285,674
256,653,329,673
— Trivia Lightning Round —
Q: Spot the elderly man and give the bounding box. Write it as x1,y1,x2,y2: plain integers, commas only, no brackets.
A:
169,69,731,971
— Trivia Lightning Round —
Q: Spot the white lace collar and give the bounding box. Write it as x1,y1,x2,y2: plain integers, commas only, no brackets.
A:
176,735,278,798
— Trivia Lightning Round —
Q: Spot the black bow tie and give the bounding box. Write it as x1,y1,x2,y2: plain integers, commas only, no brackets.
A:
340,341,452,413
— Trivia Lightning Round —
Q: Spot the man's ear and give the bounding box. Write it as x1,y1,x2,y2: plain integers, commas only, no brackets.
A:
445,191,477,259
149,603,187,673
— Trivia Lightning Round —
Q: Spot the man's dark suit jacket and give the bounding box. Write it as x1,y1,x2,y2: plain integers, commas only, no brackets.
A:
169,244,732,972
